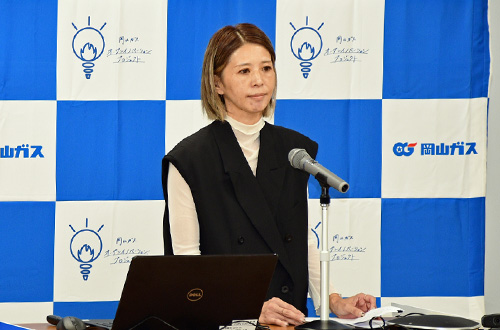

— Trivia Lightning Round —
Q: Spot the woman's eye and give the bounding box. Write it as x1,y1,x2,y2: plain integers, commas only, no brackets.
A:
239,68,250,74
263,65,273,72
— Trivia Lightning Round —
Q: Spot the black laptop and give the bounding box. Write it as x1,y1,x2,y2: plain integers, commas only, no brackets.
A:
84,254,278,330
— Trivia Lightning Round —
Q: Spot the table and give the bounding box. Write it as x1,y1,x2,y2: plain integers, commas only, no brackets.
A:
18,324,296,330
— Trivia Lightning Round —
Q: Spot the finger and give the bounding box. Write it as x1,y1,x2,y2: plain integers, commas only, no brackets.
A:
281,305,304,317
282,308,306,325
271,317,290,327
356,294,369,311
262,297,305,326
367,295,377,310
260,309,301,327
358,294,376,311
272,298,303,313
342,301,365,319
272,300,305,320
259,315,289,327
357,293,375,313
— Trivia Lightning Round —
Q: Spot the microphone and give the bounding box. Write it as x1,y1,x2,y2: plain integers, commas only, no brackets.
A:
288,148,349,193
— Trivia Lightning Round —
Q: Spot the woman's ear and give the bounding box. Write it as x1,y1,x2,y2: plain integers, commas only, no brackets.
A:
214,75,224,95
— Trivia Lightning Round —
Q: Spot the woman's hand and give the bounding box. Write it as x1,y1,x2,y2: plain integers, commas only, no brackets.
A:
259,297,306,327
329,293,376,319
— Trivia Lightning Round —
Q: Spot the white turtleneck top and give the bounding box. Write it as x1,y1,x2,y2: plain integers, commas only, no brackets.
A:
166,115,332,313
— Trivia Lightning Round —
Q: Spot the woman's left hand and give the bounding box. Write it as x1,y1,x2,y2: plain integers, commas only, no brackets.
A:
329,292,376,319
258,297,306,326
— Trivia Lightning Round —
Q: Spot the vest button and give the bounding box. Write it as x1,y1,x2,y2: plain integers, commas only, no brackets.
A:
281,285,289,294
285,234,293,242
238,236,245,244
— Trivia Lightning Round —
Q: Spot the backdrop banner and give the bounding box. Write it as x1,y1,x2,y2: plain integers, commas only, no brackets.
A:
0,0,490,323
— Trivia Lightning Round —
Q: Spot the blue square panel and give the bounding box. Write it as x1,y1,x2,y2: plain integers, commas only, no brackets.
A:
57,101,165,201
383,0,489,99
166,0,276,100
381,198,485,297
0,1,57,100
54,301,119,320
0,202,55,302
275,100,382,199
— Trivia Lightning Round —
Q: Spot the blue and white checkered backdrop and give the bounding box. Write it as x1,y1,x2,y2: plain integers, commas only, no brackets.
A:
0,0,491,324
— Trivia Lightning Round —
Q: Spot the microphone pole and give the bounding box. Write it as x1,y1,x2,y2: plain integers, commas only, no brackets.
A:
320,184,332,322
295,162,352,330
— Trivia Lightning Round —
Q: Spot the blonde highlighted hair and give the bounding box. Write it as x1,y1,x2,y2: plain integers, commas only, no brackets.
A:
201,23,277,121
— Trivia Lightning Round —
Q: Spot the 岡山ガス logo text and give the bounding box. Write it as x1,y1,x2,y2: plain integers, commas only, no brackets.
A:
393,142,478,157
1,144,44,158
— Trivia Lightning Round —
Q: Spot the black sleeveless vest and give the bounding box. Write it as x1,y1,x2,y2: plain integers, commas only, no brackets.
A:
162,120,318,314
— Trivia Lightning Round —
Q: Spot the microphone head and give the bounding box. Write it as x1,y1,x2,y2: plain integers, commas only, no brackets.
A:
288,148,310,169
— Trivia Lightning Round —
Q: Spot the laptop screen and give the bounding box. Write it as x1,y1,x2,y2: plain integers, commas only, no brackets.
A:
111,254,278,330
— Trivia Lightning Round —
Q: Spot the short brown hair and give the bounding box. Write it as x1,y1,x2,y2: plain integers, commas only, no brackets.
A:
201,23,277,121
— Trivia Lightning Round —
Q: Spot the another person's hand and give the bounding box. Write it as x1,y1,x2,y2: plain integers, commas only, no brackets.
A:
329,293,376,319
259,297,306,327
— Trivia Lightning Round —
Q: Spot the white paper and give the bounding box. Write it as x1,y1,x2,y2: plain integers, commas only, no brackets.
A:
334,306,404,325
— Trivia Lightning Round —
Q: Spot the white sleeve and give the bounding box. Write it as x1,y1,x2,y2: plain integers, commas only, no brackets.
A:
308,198,336,315
167,162,201,255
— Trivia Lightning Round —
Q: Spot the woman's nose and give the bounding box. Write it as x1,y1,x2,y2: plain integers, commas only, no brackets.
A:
251,71,264,86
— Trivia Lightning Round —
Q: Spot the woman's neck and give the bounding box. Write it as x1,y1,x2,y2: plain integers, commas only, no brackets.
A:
226,115,265,135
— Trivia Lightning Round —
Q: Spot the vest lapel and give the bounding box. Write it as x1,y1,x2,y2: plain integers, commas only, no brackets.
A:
256,123,287,216
211,121,294,279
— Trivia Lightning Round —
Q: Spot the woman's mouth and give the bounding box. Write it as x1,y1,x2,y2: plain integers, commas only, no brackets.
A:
249,93,266,100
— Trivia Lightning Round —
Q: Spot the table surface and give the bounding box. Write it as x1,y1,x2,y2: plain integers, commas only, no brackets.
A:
18,323,296,330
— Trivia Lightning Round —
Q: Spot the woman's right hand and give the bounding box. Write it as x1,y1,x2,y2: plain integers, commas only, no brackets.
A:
258,297,306,327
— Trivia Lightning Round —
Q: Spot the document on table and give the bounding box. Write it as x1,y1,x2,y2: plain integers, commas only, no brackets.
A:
305,306,404,328
219,320,259,329
220,306,404,329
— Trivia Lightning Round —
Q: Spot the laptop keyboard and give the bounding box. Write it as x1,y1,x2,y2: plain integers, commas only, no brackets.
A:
84,319,114,329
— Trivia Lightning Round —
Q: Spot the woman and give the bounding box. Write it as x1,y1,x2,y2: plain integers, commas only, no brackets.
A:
162,23,375,327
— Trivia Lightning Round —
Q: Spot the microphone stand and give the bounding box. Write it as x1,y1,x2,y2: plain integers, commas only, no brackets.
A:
296,181,353,330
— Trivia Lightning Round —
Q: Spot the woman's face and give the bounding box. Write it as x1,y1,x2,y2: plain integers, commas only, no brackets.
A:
215,43,276,124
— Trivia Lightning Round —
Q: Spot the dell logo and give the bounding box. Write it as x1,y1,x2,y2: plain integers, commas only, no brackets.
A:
187,288,203,302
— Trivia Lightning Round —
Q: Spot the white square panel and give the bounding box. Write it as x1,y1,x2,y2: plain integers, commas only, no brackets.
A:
382,98,487,198
0,101,56,201
57,0,167,100
0,302,53,324
308,198,381,297
276,0,384,99
165,100,212,153
54,200,164,301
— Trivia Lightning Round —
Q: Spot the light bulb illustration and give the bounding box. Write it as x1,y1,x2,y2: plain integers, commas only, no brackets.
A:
72,16,107,79
69,218,104,281
290,17,324,79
